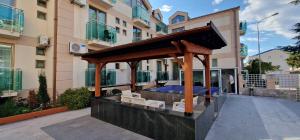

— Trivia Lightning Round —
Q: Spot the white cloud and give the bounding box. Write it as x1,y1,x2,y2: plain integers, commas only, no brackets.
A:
212,0,224,5
248,49,258,53
240,37,268,42
240,0,300,38
159,4,172,12
213,9,219,12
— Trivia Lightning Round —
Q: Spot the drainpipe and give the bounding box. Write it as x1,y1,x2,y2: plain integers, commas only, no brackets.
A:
233,9,240,94
53,0,58,103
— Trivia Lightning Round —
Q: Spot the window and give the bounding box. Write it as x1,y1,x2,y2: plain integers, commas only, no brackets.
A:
123,21,127,27
115,63,120,69
116,27,120,33
150,34,153,38
123,29,127,36
147,66,149,71
212,59,218,67
37,11,47,20
172,27,185,33
37,0,47,8
133,26,142,41
147,32,149,37
36,47,45,56
36,60,45,68
171,15,185,24
115,17,120,24
89,7,106,23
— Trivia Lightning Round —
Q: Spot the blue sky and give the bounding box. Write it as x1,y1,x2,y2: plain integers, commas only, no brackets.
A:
149,0,300,57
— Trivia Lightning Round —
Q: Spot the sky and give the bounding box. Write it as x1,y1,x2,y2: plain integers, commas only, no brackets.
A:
149,0,300,59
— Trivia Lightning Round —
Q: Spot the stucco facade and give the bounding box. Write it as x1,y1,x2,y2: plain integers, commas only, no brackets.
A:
0,0,243,99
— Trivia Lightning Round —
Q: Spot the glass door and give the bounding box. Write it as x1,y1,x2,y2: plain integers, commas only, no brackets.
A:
210,70,222,93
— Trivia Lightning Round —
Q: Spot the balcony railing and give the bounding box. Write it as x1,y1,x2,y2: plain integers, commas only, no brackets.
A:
0,3,24,34
86,20,117,44
132,36,142,42
0,68,22,94
157,71,169,81
85,68,116,87
240,43,248,58
156,22,168,34
132,5,150,26
240,21,247,36
137,70,151,83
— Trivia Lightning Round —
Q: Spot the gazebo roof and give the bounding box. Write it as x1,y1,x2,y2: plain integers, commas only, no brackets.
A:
81,22,227,63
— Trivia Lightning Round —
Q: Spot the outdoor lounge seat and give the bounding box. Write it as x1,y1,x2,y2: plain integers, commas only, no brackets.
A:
172,96,199,112
145,100,165,109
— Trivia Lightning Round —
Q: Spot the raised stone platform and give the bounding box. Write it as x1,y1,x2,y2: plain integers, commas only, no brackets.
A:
91,94,227,140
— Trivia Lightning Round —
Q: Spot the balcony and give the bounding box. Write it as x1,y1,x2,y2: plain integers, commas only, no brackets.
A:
137,70,151,83
240,43,248,58
0,68,22,97
157,71,169,81
156,22,168,35
86,20,117,47
132,5,150,28
0,3,24,38
85,68,116,87
240,21,247,36
89,0,116,9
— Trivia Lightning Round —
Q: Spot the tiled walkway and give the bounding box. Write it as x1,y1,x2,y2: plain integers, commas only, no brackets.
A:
1,95,300,140
206,95,300,140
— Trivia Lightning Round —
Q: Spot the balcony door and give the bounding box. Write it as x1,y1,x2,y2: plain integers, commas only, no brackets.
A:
88,7,106,40
0,44,12,92
133,26,142,41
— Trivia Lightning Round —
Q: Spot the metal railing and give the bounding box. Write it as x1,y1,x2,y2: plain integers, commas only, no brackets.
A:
157,71,169,81
0,68,22,94
243,74,300,89
0,3,24,33
137,70,151,83
132,5,150,26
85,68,116,87
86,20,117,44
156,22,168,34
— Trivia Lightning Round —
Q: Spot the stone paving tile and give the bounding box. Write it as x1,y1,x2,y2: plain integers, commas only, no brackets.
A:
41,115,152,140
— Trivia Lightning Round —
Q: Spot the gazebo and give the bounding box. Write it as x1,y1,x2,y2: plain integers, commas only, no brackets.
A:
82,21,226,114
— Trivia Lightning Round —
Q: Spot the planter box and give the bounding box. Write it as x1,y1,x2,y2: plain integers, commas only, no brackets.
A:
0,106,68,125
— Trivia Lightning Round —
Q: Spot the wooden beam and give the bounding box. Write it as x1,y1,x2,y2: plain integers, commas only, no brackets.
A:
171,41,183,54
95,63,105,97
86,47,180,63
204,55,211,103
181,40,212,55
194,55,206,67
168,54,184,67
183,52,194,115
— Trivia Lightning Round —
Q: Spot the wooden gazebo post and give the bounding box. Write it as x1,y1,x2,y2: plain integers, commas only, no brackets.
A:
95,63,105,97
183,52,194,115
129,61,138,92
204,55,211,103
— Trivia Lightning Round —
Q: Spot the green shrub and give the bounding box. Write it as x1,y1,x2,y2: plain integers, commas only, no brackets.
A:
0,99,31,118
37,73,50,108
59,87,91,110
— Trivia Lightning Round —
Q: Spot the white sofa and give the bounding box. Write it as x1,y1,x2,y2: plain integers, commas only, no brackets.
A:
172,96,199,112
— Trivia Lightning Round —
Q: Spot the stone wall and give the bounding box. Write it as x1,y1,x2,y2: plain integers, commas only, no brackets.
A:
241,88,300,101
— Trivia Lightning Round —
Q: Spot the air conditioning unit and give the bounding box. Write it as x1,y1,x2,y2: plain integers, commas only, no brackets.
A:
38,35,50,47
70,0,87,7
69,42,88,54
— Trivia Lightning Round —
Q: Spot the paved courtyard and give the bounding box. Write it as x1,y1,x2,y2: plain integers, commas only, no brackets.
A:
0,95,300,140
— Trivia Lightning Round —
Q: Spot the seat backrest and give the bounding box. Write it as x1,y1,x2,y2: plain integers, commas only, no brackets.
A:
122,90,132,97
